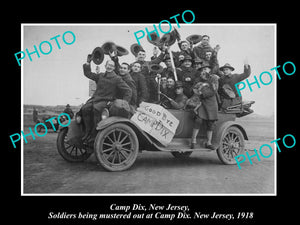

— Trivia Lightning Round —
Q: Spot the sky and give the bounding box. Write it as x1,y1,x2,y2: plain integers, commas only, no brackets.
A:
22,24,275,116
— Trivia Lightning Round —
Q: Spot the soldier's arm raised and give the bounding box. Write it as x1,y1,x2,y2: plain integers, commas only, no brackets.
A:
83,61,99,82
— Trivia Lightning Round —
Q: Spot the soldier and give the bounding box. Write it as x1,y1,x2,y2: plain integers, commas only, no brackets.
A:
190,63,219,150
172,40,195,67
193,35,220,61
150,46,160,60
164,81,188,110
32,107,38,123
161,54,175,80
130,61,149,106
218,62,251,110
82,58,132,141
160,77,176,108
118,62,137,107
201,50,220,75
134,47,167,76
63,104,74,119
193,57,203,71
133,45,168,102
177,55,200,98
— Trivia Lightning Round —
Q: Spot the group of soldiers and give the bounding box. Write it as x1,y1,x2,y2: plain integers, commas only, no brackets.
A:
80,33,252,149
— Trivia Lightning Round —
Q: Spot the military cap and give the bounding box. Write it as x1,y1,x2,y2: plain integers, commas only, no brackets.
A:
183,55,193,62
200,61,212,70
175,81,184,88
219,63,235,71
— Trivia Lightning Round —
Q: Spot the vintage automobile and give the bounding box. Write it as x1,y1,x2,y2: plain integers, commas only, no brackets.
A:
36,114,68,133
56,99,254,172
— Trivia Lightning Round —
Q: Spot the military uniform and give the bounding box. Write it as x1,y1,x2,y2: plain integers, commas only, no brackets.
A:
193,42,215,60
177,66,200,98
82,63,132,139
130,71,149,106
63,105,74,119
168,82,188,110
117,73,137,107
218,64,251,109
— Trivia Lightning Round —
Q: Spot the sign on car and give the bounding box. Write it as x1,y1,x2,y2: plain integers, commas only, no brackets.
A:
131,102,179,146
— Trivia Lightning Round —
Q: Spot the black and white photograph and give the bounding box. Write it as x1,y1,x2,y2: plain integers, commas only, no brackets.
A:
5,4,299,224
21,24,276,195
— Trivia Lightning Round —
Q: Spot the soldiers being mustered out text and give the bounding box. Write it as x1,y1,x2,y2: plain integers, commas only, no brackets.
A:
81,56,132,142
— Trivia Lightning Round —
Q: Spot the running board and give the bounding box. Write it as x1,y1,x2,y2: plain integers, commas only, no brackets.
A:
144,138,217,152
159,147,216,152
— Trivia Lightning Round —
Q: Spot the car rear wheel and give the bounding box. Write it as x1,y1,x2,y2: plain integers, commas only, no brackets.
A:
217,126,245,165
56,128,92,162
94,123,139,171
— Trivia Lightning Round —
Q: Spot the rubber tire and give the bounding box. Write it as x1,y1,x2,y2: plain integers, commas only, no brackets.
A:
94,123,139,172
217,126,245,165
56,128,92,162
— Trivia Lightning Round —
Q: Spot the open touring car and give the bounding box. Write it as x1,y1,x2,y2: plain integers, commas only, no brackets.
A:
56,99,254,171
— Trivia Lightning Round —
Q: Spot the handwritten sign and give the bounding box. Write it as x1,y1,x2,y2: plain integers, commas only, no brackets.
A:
131,102,179,146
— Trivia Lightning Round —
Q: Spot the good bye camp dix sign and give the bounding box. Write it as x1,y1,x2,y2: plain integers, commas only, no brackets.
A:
131,102,179,146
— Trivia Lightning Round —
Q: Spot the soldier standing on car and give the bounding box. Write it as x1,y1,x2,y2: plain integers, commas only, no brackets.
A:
191,62,219,150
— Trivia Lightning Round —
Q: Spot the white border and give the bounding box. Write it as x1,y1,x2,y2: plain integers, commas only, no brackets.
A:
21,23,277,196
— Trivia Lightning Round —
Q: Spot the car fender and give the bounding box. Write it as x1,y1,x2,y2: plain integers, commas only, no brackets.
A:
212,120,248,148
58,119,84,138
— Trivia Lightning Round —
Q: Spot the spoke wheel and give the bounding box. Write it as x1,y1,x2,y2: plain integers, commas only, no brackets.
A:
57,128,92,162
94,123,139,171
217,126,245,165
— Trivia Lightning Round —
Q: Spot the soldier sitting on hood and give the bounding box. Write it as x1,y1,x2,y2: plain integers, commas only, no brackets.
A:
81,57,132,142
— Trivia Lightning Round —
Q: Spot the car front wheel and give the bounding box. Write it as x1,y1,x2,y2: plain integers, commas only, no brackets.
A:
94,123,139,171
217,126,245,165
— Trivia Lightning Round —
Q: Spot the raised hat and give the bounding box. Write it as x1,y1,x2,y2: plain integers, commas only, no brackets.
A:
186,34,202,45
147,32,160,46
130,43,144,57
101,42,117,55
91,47,104,65
115,45,129,56
149,64,163,74
159,33,171,45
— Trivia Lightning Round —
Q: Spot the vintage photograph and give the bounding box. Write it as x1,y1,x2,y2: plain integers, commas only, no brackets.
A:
21,24,276,195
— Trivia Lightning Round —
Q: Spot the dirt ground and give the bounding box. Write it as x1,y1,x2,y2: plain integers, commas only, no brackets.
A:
23,115,275,194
